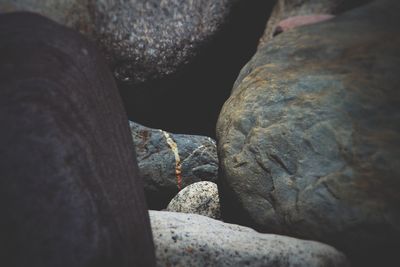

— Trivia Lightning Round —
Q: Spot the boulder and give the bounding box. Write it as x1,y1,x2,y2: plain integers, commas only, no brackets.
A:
217,0,400,266
167,181,221,220
130,121,218,209
150,210,349,267
0,13,155,267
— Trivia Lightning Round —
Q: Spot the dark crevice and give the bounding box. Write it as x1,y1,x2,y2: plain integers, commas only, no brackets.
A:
333,0,374,14
118,1,276,138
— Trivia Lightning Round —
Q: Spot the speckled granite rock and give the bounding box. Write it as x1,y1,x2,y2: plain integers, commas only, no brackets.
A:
166,181,220,219
130,121,218,210
0,0,255,83
217,0,400,266
150,210,349,267
258,0,371,48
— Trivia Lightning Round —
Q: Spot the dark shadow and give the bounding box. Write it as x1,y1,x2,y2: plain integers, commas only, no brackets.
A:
333,0,374,14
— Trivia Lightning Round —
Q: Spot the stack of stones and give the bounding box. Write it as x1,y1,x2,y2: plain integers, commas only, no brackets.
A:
1,0,399,266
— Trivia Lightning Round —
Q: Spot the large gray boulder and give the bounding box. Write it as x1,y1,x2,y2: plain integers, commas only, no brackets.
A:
217,0,400,266
150,210,349,267
130,121,218,209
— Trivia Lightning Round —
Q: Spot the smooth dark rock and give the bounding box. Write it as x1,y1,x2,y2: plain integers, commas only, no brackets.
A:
0,13,155,267
130,121,218,210
150,210,350,267
217,1,400,266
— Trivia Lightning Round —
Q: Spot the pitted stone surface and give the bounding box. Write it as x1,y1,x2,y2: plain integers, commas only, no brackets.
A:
167,181,220,219
150,210,350,267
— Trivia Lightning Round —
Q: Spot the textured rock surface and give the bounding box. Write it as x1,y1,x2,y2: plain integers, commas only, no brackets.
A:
150,210,350,267
217,0,400,266
167,181,220,219
0,13,155,267
130,121,218,210
258,0,372,48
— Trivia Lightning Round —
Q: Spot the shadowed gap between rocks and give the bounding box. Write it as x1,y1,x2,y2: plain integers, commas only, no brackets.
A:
118,0,276,138
333,0,374,14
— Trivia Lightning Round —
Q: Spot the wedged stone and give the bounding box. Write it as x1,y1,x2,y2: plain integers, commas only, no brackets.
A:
130,121,218,209
217,0,400,266
167,181,220,220
150,210,350,267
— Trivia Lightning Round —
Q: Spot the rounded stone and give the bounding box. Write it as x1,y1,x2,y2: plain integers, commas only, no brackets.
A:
166,181,220,219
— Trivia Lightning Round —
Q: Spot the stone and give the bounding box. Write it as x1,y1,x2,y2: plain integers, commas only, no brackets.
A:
0,13,155,267
217,0,400,266
258,0,371,48
0,0,263,84
150,210,350,267
0,0,275,137
130,121,218,210
166,181,220,220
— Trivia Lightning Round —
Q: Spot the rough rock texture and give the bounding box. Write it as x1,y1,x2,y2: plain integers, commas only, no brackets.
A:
130,121,218,210
0,13,155,266
150,210,350,267
217,1,400,266
258,0,372,48
166,181,220,220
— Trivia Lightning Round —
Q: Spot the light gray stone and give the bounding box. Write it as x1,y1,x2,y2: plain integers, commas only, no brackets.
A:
150,210,350,267
167,181,220,220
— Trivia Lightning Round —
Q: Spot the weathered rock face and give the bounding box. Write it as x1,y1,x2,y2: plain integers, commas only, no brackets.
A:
167,181,220,219
150,210,350,267
0,13,155,267
258,0,372,48
217,0,400,265
0,0,275,137
130,121,218,210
